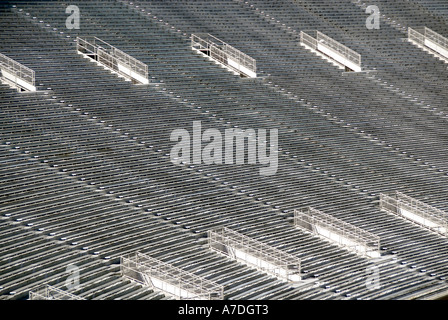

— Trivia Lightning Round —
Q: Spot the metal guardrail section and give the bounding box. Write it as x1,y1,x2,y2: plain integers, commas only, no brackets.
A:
300,30,361,68
76,36,148,83
208,227,301,282
425,28,448,50
121,252,224,300
29,285,85,300
408,27,448,55
408,27,426,47
300,31,318,50
379,191,448,237
294,207,380,256
0,52,35,88
191,33,256,77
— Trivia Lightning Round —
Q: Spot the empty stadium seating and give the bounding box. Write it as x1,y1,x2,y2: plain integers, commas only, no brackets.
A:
1,0,448,300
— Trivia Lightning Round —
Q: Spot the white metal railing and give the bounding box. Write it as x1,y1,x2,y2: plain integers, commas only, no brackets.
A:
425,27,448,49
0,52,35,89
191,33,256,77
408,27,426,47
379,191,448,237
76,36,148,83
300,30,361,69
121,252,224,300
208,227,301,283
29,285,84,300
316,31,361,66
300,31,318,50
408,27,448,59
294,207,380,257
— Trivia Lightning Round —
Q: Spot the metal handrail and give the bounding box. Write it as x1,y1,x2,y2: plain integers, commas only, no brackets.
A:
300,30,361,67
294,207,380,254
208,227,300,281
379,191,448,236
29,285,84,300
76,36,148,81
0,52,35,87
191,33,256,75
121,252,224,300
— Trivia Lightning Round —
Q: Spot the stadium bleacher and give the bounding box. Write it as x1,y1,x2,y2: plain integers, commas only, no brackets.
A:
1,0,448,300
